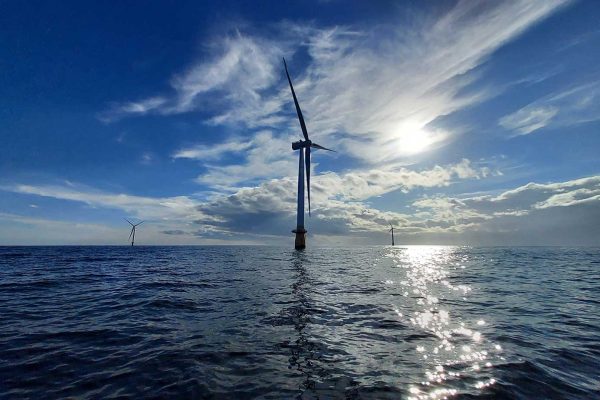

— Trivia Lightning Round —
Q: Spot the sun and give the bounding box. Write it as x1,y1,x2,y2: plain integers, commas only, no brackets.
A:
393,120,443,155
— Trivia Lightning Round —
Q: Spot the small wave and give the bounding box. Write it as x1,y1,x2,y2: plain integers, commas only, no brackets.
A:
146,297,211,311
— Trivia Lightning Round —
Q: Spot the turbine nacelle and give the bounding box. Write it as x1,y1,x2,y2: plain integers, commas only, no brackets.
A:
292,140,311,150
292,139,334,152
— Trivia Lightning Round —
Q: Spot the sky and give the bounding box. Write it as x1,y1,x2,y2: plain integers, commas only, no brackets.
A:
1,0,599,246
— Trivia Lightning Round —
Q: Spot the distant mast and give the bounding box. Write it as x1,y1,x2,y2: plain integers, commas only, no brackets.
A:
389,224,395,246
284,58,334,250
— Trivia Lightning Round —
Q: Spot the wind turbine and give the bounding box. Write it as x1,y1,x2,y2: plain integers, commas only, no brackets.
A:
284,58,334,250
389,224,395,246
125,219,144,246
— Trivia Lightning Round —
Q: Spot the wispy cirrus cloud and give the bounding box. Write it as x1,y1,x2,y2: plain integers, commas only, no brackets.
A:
100,33,287,123
173,138,253,161
499,106,559,135
103,0,570,166
499,81,600,136
99,96,167,123
190,131,297,190
6,183,203,221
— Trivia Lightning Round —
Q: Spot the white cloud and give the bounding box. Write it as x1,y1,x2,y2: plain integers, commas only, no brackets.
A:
0,212,230,245
4,172,600,245
410,175,600,244
194,158,493,237
99,96,167,122
499,81,600,136
104,0,569,166
101,33,287,123
0,212,126,245
173,139,253,160
0,158,488,241
535,188,600,209
192,131,297,189
140,152,154,165
311,159,489,202
7,183,203,221
499,106,559,135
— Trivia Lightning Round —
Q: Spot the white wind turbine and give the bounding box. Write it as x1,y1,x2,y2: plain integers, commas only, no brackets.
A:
389,224,395,246
125,219,144,246
284,58,334,250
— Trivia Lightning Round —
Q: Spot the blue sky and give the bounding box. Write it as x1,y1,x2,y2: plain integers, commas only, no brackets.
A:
1,0,599,245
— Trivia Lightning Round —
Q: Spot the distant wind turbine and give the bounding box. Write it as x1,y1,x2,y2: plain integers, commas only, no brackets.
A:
284,58,334,250
125,219,144,246
389,224,395,246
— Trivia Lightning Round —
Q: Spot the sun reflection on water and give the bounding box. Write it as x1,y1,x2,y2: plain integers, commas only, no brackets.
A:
386,246,504,399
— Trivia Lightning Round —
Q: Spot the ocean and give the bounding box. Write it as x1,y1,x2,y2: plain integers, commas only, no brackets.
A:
0,246,598,399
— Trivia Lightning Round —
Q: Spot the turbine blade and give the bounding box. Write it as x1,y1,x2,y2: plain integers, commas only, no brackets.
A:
129,227,134,240
311,143,335,152
283,58,310,141
125,218,134,226
305,146,311,217
135,221,144,227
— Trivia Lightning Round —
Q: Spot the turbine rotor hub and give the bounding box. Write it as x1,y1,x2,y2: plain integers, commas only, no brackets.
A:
291,140,311,150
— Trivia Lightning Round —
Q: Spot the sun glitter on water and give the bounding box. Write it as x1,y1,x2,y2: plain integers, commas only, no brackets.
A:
387,246,505,400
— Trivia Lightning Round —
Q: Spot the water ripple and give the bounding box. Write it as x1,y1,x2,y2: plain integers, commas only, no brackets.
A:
0,245,598,399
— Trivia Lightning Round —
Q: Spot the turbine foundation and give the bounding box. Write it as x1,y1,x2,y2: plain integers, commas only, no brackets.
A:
293,228,307,250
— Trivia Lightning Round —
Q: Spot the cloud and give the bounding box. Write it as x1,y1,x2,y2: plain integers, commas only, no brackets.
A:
0,212,226,245
499,81,600,136
1,158,488,241
173,138,253,160
104,0,569,166
498,106,559,135
0,212,126,245
195,172,600,245
193,158,493,237
161,229,188,235
101,33,287,123
191,131,298,189
6,183,203,221
311,159,489,202
410,175,600,244
4,172,600,245
172,130,298,191
99,97,167,123
140,152,154,165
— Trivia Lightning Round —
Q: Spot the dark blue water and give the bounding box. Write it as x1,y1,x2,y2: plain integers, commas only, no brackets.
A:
0,246,598,399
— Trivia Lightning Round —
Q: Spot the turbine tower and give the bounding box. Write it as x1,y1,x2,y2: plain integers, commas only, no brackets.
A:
284,58,334,250
389,224,395,246
126,219,144,246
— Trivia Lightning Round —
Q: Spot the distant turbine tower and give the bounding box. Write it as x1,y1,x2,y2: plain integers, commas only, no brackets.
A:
125,219,144,246
389,224,395,246
284,58,334,250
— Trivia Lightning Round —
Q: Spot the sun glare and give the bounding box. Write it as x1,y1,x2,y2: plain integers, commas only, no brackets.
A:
395,120,440,155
